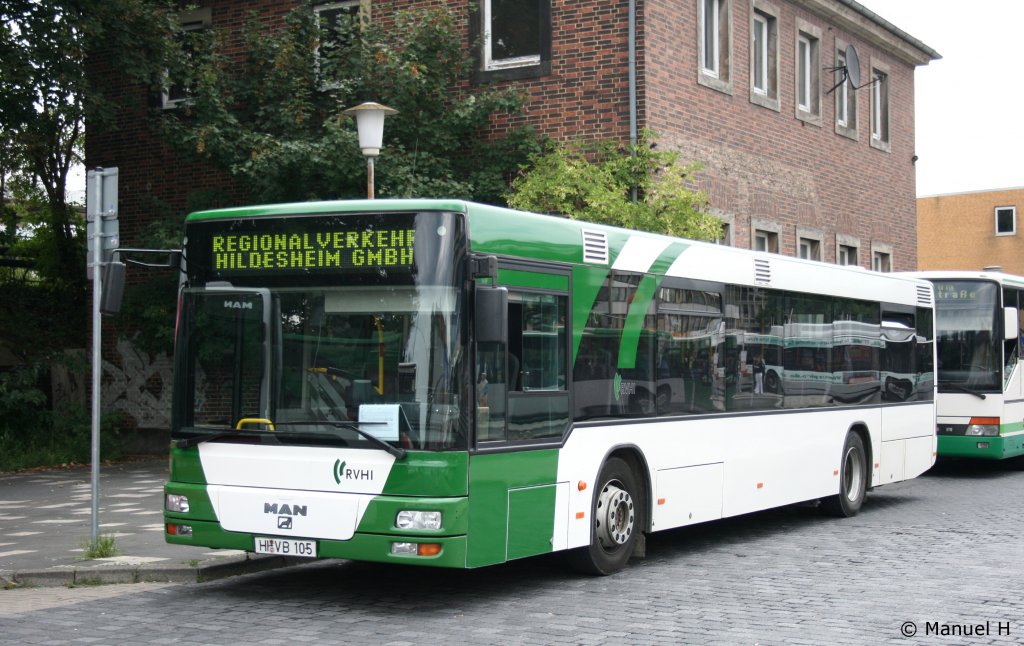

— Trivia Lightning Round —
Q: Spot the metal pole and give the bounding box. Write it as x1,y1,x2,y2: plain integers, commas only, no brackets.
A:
367,156,375,200
90,176,103,544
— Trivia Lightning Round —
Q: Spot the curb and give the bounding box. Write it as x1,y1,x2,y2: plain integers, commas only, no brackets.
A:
2,554,300,588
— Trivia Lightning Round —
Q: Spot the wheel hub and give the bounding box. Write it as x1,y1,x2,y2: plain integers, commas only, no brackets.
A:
596,482,635,548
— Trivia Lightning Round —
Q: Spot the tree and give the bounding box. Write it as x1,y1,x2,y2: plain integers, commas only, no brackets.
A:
508,131,722,241
159,6,540,205
0,0,86,298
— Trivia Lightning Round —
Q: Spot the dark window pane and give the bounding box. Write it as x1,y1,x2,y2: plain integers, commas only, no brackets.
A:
491,0,540,60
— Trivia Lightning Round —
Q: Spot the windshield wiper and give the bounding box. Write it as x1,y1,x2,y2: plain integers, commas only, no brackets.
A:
275,421,407,460
940,383,987,400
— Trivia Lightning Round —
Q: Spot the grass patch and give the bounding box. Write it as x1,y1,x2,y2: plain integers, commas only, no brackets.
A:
79,534,120,559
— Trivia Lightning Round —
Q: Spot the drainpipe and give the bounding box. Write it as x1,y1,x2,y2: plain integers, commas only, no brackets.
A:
628,0,638,201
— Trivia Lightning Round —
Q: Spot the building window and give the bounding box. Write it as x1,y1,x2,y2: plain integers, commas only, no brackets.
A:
754,229,779,253
794,20,821,125
996,207,1017,236
718,222,732,245
838,244,858,266
698,0,732,94
749,1,779,111
873,251,891,272
314,1,362,85
162,8,212,109
474,0,551,81
835,40,858,140
798,238,820,261
870,59,891,151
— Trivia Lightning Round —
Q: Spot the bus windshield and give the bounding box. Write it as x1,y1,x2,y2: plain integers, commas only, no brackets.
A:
933,280,1000,392
172,210,467,451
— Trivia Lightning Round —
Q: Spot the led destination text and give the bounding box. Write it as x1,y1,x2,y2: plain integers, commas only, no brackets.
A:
212,229,415,271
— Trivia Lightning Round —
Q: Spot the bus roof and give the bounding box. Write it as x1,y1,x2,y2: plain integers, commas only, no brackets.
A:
185,199,933,307
906,270,1024,289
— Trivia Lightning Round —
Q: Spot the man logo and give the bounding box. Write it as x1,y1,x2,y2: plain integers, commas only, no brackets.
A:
278,517,293,530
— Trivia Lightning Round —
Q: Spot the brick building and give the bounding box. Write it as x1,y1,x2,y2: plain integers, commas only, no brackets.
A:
85,0,937,430
86,0,938,271
917,187,1024,275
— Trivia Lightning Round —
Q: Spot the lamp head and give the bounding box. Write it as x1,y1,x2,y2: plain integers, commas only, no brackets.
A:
343,102,398,156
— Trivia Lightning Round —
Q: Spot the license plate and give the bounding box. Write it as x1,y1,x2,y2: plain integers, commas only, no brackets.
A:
254,536,318,558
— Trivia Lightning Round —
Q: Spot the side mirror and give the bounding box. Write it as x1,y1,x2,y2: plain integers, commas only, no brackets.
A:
1005,307,1019,341
101,261,126,314
475,287,507,344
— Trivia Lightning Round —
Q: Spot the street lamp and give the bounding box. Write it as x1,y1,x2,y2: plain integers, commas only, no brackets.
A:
343,101,398,199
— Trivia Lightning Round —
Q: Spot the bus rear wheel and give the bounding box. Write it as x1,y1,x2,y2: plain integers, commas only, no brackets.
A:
567,457,641,575
821,432,867,517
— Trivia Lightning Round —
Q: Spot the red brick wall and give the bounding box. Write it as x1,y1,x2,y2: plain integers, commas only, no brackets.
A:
644,0,919,270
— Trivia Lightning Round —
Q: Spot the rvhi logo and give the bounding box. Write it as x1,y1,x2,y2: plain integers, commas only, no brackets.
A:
334,459,375,484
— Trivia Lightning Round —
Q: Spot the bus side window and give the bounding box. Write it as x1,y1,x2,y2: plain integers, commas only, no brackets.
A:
507,290,569,440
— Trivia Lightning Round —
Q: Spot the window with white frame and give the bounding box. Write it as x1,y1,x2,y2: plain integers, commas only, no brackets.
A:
794,20,821,124
481,0,546,72
835,41,857,139
749,1,778,110
996,207,1017,236
798,237,820,261
870,60,891,150
873,251,891,272
698,0,732,93
754,229,779,253
838,244,858,266
162,8,212,109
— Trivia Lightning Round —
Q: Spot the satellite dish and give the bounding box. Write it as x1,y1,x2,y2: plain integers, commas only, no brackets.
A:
845,44,861,88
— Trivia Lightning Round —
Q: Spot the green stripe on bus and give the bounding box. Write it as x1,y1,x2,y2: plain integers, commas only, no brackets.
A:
572,265,611,362
498,268,569,292
618,273,659,369
617,242,688,369
466,449,559,568
382,452,469,497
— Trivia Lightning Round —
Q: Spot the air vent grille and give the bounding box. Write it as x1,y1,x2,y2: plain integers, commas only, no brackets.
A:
754,258,771,284
582,229,609,265
916,285,933,307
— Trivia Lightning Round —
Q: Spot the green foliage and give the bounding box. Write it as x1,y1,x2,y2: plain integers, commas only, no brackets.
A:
159,5,540,204
79,534,120,560
508,131,722,241
0,357,125,472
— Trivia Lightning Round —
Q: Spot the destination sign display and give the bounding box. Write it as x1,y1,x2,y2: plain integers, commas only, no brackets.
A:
211,228,415,272
934,282,983,302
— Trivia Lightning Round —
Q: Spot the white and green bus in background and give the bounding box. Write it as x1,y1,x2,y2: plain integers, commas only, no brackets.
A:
907,271,1024,460
161,199,937,574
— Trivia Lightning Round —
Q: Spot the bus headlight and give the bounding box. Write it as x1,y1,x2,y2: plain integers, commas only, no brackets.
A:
166,494,190,513
966,418,999,436
396,510,442,530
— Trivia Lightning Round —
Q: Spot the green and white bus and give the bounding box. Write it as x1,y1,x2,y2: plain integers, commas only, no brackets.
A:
163,199,937,574
907,271,1024,460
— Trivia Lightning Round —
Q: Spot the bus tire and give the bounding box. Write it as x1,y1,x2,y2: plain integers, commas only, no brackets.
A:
567,457,641,575
821,432,867,517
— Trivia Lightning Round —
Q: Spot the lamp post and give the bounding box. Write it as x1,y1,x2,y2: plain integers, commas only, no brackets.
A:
343,102,398,199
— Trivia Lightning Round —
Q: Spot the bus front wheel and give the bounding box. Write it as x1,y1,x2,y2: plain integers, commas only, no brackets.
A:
821,432,867,517
567,457,642,575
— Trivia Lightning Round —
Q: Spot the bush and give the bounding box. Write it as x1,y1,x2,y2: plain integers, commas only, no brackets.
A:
0,362,125,472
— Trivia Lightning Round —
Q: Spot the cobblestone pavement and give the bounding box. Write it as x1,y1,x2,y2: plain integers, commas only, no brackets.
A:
2,459,1023,645
0,460,240,573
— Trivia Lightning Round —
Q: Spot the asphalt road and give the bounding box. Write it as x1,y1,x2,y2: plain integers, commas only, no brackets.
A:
2,458,1023,645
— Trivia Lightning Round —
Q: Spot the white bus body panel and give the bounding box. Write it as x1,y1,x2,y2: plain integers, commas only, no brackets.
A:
558,403,934,550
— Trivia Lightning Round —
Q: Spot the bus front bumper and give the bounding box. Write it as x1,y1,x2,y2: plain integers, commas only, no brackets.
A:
937,434,1024,460
165,517,468,568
